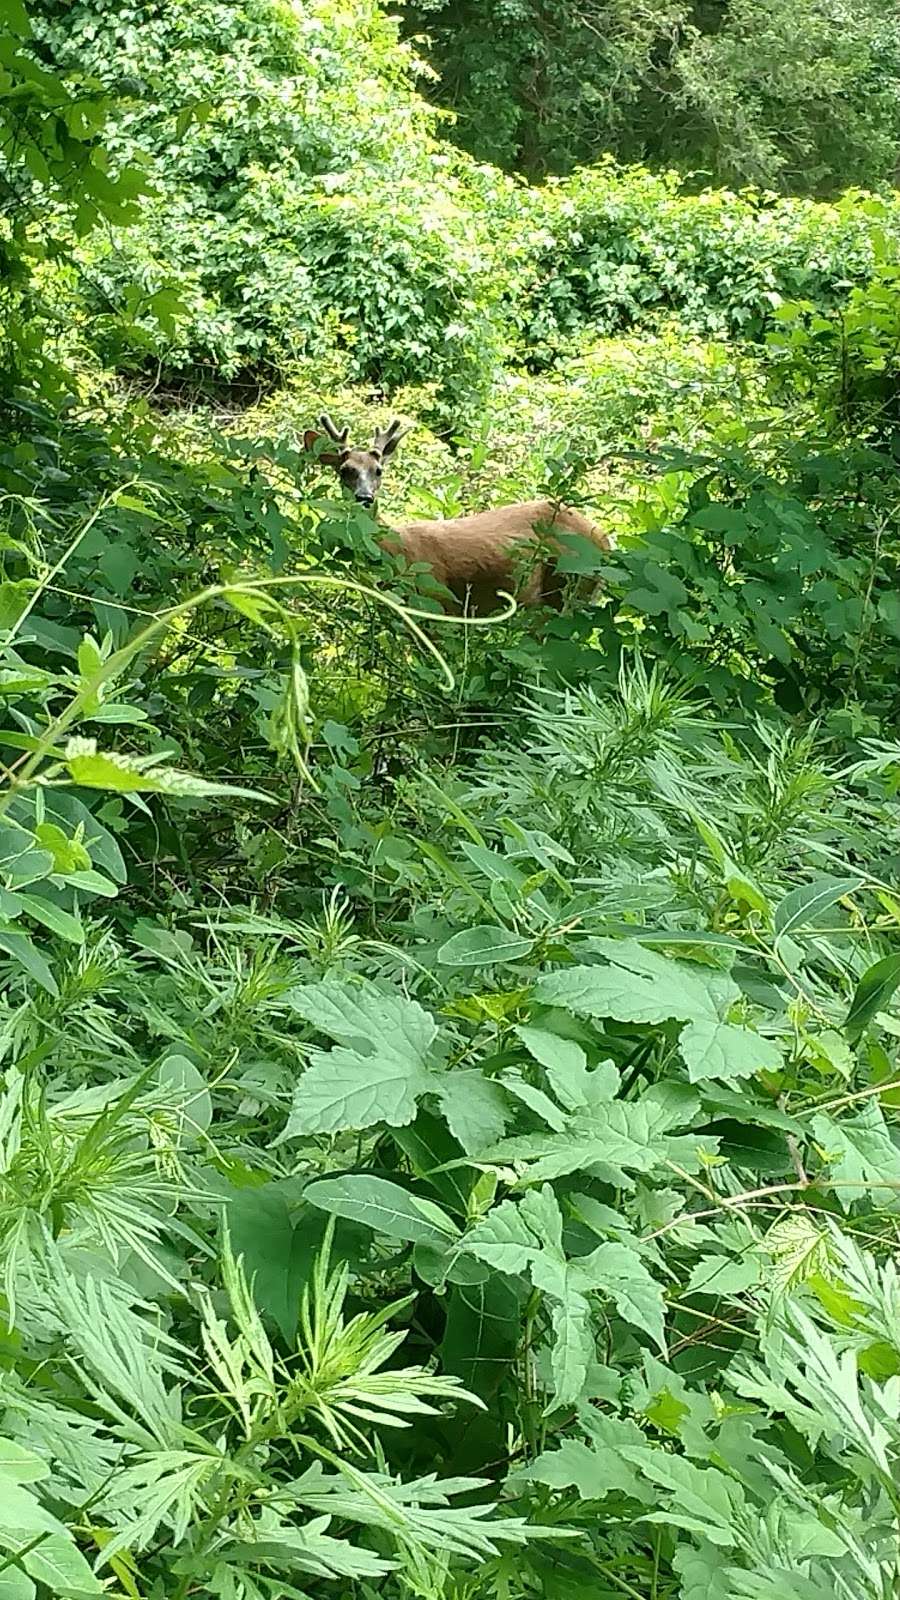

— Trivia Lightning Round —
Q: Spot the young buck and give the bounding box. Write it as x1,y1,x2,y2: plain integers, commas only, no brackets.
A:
303,414,608,615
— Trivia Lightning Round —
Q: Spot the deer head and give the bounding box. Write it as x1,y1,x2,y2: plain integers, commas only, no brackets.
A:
303,414,409,507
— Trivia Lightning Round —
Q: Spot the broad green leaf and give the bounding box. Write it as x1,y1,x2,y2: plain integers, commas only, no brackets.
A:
488,1097,686,1186
0,1477,67,1539
16,894,84,945
684,1255,763,1297
0,927,57,996
845,953,900,1040
620,1447,747,1545
517,1414,647,1500
679,1019,783,1083
227,1180,320,1344
440,1274,523,1399
305,1175,460,1245
0,1441,49,1484
811,1103,900,1208
436,1070,509,1153
283,979,439,1135
536,960,698,1024
575,1239,667,1351
673,1540,734,1600
515,1025,618,1109
24,1534,103,1597
157,1054,212,1134
464,1197,536,1276
0,579,37,629
437,925,534,966
547,1290,595,1409
774,876,860,939
0,1570,34,1600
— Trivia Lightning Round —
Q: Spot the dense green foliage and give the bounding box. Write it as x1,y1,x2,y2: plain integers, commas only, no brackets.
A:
400,0,900,192
4,1,900,1598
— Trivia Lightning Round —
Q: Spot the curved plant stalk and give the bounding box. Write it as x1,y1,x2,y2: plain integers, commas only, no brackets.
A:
0,571,518,813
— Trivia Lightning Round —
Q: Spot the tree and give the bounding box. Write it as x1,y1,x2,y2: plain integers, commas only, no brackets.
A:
399,0,900,193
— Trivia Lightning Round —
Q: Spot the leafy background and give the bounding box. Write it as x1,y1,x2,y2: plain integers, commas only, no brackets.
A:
3,0,900,1597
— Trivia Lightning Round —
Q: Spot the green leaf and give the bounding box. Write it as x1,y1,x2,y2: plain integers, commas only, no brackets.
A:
575,1239,667,1352
679,1019,783,1083
282,978,439,1135
15,894,84,945
536,960,698,1024
63,744,272,804
489,1094,695,1186
157,1053,212,1133
620,1447,747,1545
0,1477,67,1540
305,1175,460,1245
227,1180,318,1344
811,1103,900,1208
0,1442,49,1484
436,1070,509,1153
437,925,534,965
0,927,57,996
24,1534,103,1597
517,1414,647,1500
0,580,37,629
774,876,860,939
2,0,30,34
684,1255,763,1297
440,1274,523,1399
0,1568,35,1600
845,953,900,1040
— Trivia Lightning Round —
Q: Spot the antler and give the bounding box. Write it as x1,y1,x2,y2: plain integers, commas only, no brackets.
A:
371,418,409,457
319,413,350,446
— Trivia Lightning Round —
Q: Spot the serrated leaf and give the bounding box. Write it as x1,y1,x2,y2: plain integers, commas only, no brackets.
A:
576,1239,667,1351
436,1070,509,1153
437,925,534,966
515,1025,618,1109
764,1214,829,1294
620,1447,747,1545
305,1175,460,1245
488,1095,687,1186
518,1414,646,1500
684,1254,762,1297
536,960,696,1024
679,1019,783,1083
811,1103,900,1208
282,979,439,1135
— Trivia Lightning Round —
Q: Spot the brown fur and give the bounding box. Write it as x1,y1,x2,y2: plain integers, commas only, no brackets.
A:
383,500,607,614
305,418,608,615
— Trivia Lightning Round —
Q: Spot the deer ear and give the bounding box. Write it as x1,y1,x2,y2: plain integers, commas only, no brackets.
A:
304,431,341,467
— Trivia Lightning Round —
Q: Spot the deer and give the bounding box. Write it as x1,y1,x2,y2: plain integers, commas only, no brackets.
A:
303,414,609,615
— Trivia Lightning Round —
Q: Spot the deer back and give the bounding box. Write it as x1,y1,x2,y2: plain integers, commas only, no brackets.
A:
381,499,608,614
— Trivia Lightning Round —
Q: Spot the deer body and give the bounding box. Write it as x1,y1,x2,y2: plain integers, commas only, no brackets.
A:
305,417,607,614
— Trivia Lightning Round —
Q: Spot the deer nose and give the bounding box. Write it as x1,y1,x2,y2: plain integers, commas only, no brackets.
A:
356,493,375,507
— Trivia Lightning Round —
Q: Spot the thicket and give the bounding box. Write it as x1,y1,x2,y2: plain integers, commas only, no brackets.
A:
3,1,900,1598
15,0,900,409
400,0,900,192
